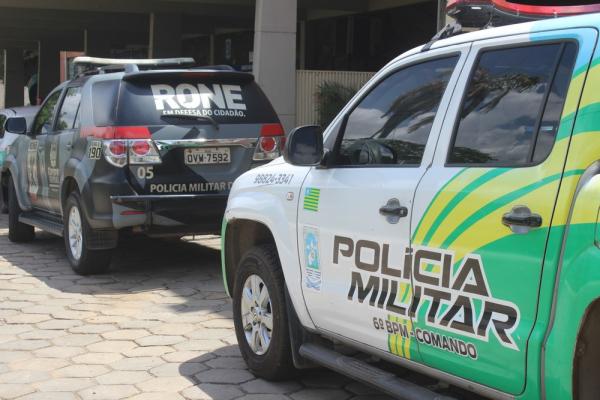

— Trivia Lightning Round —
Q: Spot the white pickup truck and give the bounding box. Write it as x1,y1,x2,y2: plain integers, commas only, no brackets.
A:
221,12,600,400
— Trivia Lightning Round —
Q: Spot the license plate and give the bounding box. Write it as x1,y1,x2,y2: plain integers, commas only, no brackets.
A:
184,147,231,165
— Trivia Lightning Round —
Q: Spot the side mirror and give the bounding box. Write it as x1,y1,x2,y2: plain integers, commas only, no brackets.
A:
5,117,27,135
284,125,324,166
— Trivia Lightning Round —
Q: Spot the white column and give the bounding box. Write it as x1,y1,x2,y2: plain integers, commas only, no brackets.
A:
253,0,297,133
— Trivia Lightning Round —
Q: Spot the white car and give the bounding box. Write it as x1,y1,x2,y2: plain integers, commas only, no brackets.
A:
0,106,39,212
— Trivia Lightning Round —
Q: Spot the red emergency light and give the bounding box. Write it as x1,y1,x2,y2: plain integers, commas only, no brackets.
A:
447,0,600,28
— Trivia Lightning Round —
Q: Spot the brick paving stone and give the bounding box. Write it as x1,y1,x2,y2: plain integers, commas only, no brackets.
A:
97,371,153,385
181,384,243,400
122,345,175,357
78,385,140,400
17,392,78,400
291,389,351,400
33,377,95,392
174,339,224,351
110,356,165,371
161,350,214,363
4,314,51,324
87,340,137,353
19,330,66,340
237,395,290,400
135,335,185,346
72,352,124,365
33,346,86,358
53,364,110,378
0,350,33,363
52,333,102,346
205,357,247,369
149,323,197,335
185,328,233,340
129,393,185,400
10,358,69,371
0,325,33,335
0,371,49,384
135,376,193,392
241,379,303,394
149,362,206,377
36,319,83,330
0,383,35,399
0,340,49,351
69,324,117,334
195,368,255,384
102,329,150,340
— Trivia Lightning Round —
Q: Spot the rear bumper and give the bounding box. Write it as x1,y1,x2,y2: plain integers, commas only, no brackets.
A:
110,193,228,235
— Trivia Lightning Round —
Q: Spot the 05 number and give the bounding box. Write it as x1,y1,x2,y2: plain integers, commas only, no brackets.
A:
136,166,154,180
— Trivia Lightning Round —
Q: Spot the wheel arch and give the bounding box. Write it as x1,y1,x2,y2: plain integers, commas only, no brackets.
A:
61,176,79,210
573,297,600,400
223,218,277,297
222,214,316,331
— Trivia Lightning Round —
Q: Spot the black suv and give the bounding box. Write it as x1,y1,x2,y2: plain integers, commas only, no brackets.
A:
1,57,284,274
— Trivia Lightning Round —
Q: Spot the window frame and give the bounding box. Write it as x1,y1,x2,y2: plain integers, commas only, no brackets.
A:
54,85,82,133
327,52,462,169
0,114,7,138
31,89,63,136
444,39,579,168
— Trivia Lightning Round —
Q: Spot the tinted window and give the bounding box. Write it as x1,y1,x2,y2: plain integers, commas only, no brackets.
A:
92,80,120,126
32,91,61,135
334,56,458,166
116,79,278,126
56,87,82,131
448,43,576,165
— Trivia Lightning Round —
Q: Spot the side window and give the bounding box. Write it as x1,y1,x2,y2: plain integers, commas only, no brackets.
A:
32,91,62,135
56,87,82,131
448,42,577,166
333,56,459,166
0,115,6,138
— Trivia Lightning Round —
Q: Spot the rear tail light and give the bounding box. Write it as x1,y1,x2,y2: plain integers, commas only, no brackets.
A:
253,123,285,161
103,140,128,167
98,126,162,167
129,139,161,164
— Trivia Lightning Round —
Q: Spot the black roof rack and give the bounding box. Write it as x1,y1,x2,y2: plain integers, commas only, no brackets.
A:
421,22,463,52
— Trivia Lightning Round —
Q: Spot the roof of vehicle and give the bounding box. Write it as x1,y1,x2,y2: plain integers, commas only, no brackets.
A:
389,12,600,65
0,106,40,118
65,65,254,89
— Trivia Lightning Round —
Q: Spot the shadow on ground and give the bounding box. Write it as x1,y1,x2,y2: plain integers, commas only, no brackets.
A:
0,222,230,318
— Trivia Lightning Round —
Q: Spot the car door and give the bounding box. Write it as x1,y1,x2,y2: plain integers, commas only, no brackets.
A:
411,29,595,394
46,86,82,213
28,90,62,209
298,43,470,362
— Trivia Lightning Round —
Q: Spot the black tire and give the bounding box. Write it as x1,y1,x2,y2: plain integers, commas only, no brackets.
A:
1,183,8,214
7,176,34,242
63,191,112,275
233,244,296,380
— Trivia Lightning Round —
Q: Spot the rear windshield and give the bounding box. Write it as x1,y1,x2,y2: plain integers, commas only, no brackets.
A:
115,78,279,126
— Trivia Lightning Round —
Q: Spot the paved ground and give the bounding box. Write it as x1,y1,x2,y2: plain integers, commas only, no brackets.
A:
0,214,393,400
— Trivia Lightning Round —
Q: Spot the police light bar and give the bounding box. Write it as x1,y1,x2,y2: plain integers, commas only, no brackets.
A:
447,0,600,28
73,56,196,67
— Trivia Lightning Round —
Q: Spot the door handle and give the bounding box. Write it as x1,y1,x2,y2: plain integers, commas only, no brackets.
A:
379,198,408,224
502,205,542,234
65,142,72,150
